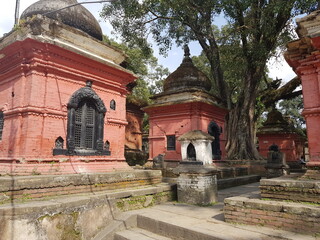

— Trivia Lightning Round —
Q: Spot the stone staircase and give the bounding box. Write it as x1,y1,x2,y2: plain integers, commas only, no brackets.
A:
94,201,314,240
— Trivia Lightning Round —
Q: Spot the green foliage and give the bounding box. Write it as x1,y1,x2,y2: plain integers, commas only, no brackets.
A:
103,35,169,105
278,95,305,130
101,0,318,159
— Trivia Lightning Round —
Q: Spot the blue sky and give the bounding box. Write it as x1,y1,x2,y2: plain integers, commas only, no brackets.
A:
0,0,296,81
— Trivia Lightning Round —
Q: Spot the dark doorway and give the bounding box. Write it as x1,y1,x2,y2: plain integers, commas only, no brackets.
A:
187,143,196,161
208,121,221,160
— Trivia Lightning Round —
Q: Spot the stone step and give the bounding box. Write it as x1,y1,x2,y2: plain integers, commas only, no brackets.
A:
92,213,137,240
115,228,172,240
218,174,261,190
134,208,282,240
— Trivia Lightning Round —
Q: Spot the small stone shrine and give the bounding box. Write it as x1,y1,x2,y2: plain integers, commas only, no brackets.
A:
265,143,290,178
0,0,136,175
174,130,218,205
257,108,305,169
144,46,228,167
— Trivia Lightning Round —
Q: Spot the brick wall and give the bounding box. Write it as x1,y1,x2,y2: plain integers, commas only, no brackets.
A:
260,178,320,204
224,196,320,235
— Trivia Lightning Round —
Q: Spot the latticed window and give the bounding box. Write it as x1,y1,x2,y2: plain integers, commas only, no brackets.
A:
74,101,96,149
0,111,3,140
62,80,110,156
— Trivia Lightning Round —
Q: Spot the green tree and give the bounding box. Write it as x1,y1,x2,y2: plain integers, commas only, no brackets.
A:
103,36,169,105
101,0,318,159
278,95,305,130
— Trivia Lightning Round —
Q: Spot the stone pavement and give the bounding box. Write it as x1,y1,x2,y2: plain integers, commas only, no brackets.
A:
115,182,319,240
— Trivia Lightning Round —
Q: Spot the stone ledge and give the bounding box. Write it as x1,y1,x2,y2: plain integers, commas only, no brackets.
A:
224,196,320,234
260,175,320,203
0,183,175,240
0,170,162,202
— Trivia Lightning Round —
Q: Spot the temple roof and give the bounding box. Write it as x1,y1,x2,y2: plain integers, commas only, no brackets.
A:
258,108,295,134
20,0,103,40
163,45,212,94
178,130,214,141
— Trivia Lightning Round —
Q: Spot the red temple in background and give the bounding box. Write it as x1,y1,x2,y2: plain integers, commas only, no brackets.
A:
144,46,228,167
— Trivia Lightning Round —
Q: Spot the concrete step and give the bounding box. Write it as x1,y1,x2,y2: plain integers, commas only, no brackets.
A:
92,213,137,240
135,208,283,240
218,174,261,189
115,228,172,240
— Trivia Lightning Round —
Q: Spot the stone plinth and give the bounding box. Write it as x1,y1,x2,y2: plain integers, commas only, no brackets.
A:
174,164,218,205
260,174,320,203
265,152,290,178
224,196,320,235
265,144,290,178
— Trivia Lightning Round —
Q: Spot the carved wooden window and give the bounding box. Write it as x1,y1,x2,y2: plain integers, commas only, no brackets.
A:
0,111,3,140
74,100,96,149
56,80,110,156
167,135,176,151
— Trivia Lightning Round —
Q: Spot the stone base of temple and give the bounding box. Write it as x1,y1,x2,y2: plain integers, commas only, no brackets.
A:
0,160,133,176
224,173,320,235
0,170,163,202
300,169,320,180
212,159,267,176
0,170,174,240
224,196,320,235
260,173,320,203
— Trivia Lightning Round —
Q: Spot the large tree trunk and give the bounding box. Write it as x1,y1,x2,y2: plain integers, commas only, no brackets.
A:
225,71,263,160
226,102,262,160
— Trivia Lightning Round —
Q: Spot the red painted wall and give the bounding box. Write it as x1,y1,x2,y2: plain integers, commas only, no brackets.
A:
0,38,136,175
145,101,228,163
257,133,304,162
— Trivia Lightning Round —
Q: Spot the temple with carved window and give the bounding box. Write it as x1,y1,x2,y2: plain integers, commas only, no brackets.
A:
0,1,136,175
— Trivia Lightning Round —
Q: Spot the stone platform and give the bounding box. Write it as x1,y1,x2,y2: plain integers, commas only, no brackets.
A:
224,174,320,236
260,173,320,203
0,170,162,203
109,183,315,240
0,170,175,240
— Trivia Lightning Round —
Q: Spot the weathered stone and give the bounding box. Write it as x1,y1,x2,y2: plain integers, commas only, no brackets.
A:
175,165,218,205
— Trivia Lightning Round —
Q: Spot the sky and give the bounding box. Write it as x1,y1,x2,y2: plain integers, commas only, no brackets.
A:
0,0,296,82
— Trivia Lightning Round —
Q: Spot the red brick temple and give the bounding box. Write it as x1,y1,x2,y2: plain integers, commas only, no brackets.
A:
257,108,305,168
285,10,320,178
144,46,228,166
0,0,136,175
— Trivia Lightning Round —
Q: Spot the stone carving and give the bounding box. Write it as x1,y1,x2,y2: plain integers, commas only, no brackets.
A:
55,137,64,149
265,144,290,178
63,80,109,156
104,141,110,151
153,154,165,169
67,80,106,114
110,100,116,110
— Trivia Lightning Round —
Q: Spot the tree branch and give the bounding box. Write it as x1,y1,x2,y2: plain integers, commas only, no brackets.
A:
261,76,301,108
